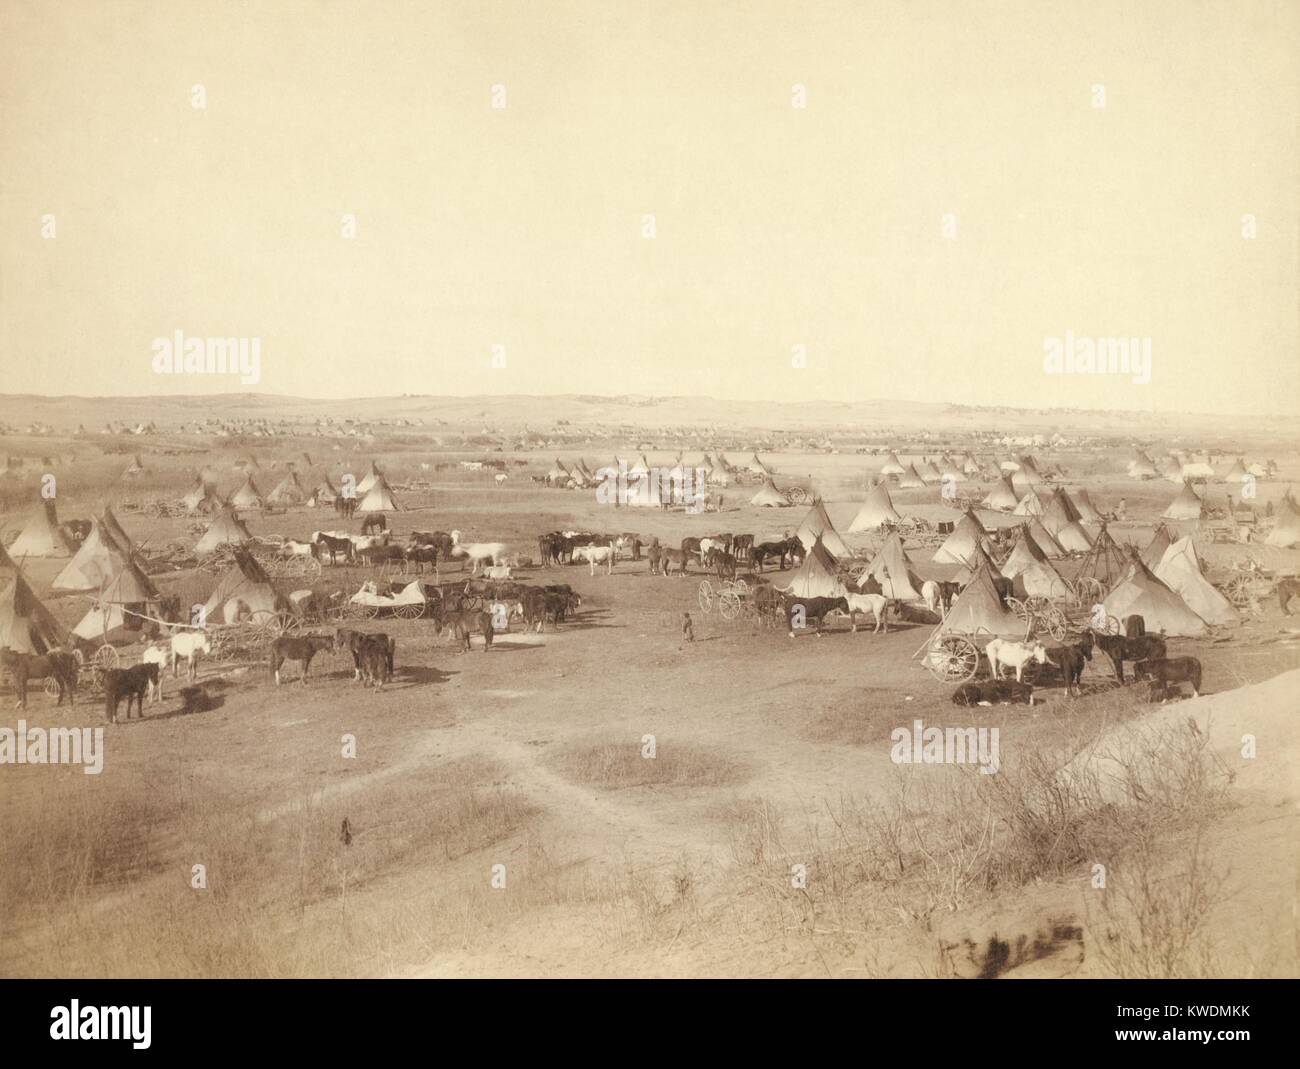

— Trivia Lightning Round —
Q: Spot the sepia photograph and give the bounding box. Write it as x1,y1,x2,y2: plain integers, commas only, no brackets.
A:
0,0,1297,1027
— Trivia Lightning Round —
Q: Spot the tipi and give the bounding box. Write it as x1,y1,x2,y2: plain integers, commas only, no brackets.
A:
794,500,851,559
1102,559,1207,637
776,535,846,598
848,482,902,532
8,501,74,558
1154,537,1238,627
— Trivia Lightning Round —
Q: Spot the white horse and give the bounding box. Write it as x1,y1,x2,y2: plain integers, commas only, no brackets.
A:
921,580,943,615
450,530,508,574
986,639,1047,683
844,593,890,633
170,632,212,682
141,644,169,702
577,544,615,576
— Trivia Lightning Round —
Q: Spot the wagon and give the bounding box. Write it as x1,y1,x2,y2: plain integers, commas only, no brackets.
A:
335,579,426,620
697,575,778,622
914,611,1034,684
207,610,306,663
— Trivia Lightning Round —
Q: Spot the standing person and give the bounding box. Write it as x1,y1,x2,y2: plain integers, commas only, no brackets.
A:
682,612,695,642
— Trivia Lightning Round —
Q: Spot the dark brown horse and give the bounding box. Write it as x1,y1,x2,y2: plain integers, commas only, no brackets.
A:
269,634,335,685
1,649,78,709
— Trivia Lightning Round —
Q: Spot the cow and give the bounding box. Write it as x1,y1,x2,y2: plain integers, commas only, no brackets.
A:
1134,656,1202,701
0,648,78,709
270,634,335,685
1092,631,1167,685
103,663,160,723
783,595,849,638
986,639,1048,683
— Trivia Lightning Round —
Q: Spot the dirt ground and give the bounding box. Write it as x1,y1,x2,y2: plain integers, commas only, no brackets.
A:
2,438,1298,978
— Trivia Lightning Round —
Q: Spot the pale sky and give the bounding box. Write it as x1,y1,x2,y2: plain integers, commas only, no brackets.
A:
1,0,1296,415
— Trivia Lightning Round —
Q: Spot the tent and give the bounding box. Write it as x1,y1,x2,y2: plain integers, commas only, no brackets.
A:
195,508,253,554
981,476,1020,511
357,475,401,512
1140,525,1174,570
1222,459,1249,484
0,572,69,654
1025,518,1065,558
7,501,74,558
547,459,571,484
228,475,265,510
896,464,926,489
355,462,384,494
182,479,222,515
1075,524,1130,591
1011,559,1070,600
1128,453,1158,479
1071,489,1105,525
1102,559,1207,637
202,548,288,625
938,561,1025,638
794,500,852,559
932,512,992,565
267,472,308,506
999,525,1049,579
848,482,902,532
1162,482,1204,521
953,543,1002,585
878,452,905,476
1052,521,1094,553
1155,537,1238,627
775,535,845,598
919,461,943,485
52,518,125,592
1014,456,1046,485
1265,498,1300,548
1041,487,1083,535
71,550,160,644
750,478,791,507
862,532,923,600
1013,491,1045,516
750,454,774,476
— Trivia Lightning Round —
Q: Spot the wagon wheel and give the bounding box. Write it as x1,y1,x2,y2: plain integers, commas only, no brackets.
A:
925,636,980,683
301,557,322,581
1073,576,1105,604
731,577,749,596
43,675,62,696
1005,597,1031,629
250,610,300,640
698,580,714,613
94,645,120,670
1104,614,1122,635
207,631,234,662
785,486,808,505
1044,605,1068,641
718,591,742,620
1222,575,1255,608
394,602,423,620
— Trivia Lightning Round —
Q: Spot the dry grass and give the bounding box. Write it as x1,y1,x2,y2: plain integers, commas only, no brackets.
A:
549,740,750,790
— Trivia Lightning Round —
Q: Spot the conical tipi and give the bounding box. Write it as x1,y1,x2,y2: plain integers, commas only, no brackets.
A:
795,500,851,559
1155,537,1237,626
1102,559,1207,637
848,482,902,532
776,535,845,598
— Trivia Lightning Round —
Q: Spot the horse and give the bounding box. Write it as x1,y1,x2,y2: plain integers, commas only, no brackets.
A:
844,593,890,633
0,648,78,709
705,548,737,579
1091,631,1167,685
170,632,212,681
269,634,335,685
731,534,755,562
922,580,961,615
1044,632,1092,698
411,530,454,560
334,496,358,519
360,513,387,535
333,629,395,680
659,548,689,576
952,679,1035,706
103,663,159,723
449,530,508,574
141,644,169,702
1278,578,1300,615
1134,656,1202,701
751,538,798,572
434,608,495,653
575,544,615,575
312,532,354,564
986,639,1048,683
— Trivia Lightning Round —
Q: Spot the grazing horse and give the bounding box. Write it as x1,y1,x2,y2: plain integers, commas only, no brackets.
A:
1278,578,1300,615
360,514,387,535
270,634,335,685
1134,656,1202,701
751,539,796,572
782,595,850,638
1091,631,1167,685
103,663,159,723
170,632,212,681
313,532,354,564
986,639,1048,683
0,649,78,709
844,593,891,633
